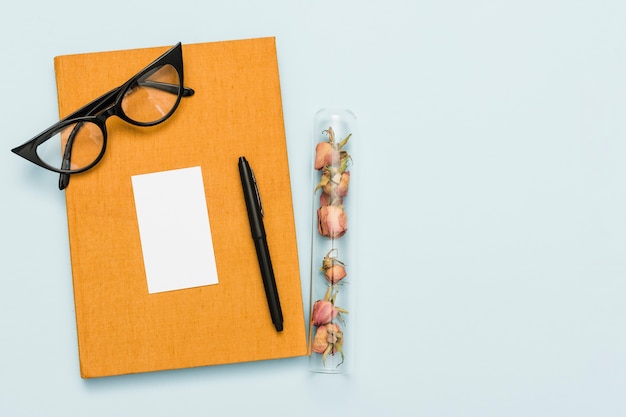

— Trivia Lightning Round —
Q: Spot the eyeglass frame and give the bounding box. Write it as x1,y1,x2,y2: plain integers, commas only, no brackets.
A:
11,42,194,190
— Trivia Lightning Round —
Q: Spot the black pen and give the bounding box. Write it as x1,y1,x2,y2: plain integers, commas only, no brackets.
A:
238,156,284,332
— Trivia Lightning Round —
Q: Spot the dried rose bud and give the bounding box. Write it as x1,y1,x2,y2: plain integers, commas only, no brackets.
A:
323,323,345,364
312,300,338,326
321,249,347,284
317,206,347,238
312,322,345,365
312,325,329,353
314,142,333,170
315,127,351,171
324,264,347,284
312,322,343,355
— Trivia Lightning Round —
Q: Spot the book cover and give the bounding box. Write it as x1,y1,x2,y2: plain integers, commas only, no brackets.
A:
53,37,307,378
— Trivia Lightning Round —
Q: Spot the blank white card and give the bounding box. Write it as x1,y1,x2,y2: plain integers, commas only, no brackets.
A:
131,166,219,294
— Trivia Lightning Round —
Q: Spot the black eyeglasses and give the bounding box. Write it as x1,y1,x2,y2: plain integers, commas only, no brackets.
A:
11,42,194,190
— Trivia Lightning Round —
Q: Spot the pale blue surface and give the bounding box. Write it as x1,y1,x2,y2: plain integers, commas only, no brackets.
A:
2,1,626,416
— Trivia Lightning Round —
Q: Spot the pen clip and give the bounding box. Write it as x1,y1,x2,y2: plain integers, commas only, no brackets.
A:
250,166,264,217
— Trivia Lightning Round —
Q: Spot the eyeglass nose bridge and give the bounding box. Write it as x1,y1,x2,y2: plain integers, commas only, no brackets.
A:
99,105,118,121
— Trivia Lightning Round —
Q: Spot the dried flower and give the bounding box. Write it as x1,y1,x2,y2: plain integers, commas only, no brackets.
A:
314,142,333,170
314,127,352,171
321,249,347,284
312,300,338,326
312,324,330,354
312,322,344,365
325,264,347,284
317,206,347,238
310,125,353,369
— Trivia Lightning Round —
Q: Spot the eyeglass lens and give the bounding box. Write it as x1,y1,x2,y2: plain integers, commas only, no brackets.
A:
35,63,182,172
37,121,103,171
122,64,181,124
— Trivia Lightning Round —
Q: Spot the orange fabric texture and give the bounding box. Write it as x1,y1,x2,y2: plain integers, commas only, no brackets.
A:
54,38,307,378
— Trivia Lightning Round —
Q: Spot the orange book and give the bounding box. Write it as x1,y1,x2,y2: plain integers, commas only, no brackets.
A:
53,37,307,378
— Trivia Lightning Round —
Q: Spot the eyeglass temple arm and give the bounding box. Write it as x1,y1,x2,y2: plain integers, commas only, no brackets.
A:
62,81,193,122
140,80,194,96
58,122,83,189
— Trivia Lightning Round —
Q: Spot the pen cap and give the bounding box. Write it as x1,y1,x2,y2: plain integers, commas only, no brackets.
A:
308,108,358,373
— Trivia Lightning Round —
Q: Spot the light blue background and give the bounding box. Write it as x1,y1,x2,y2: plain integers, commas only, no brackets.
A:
2,1,625,416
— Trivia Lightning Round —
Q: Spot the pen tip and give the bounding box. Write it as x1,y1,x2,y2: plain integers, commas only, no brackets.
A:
275,322,283,332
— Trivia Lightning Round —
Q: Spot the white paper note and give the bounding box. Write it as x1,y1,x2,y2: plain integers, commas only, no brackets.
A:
131,166,219,294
